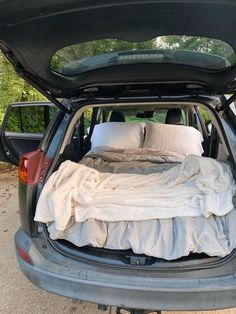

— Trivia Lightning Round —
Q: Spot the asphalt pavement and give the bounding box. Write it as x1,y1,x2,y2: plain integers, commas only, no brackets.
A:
0,169,235,314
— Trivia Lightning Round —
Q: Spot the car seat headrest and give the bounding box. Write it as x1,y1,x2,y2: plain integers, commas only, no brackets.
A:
109,111,125,122
165,108,183,125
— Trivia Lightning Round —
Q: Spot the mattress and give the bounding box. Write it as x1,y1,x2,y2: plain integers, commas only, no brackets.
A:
35,147,236,260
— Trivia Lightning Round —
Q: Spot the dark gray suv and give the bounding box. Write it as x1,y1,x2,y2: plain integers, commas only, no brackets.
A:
1,1,236,313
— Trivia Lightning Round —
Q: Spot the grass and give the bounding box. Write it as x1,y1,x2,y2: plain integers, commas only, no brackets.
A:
0,162,15,171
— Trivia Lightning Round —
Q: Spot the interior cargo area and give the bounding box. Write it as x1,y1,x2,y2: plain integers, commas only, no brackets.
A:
34,101,236,266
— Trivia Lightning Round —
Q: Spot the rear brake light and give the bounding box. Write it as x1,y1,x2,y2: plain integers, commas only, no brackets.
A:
18,149,52,185
18,157,28,183
16,246,33,265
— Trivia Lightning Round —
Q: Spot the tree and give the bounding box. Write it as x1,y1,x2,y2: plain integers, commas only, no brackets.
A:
51,39,157,72
0,51,46,124
159,35,236,64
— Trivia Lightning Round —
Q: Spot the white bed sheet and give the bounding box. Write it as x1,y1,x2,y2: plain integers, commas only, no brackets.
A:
48,209,236,260
34,148,236,260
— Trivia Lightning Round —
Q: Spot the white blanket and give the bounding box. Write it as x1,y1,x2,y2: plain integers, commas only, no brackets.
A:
48,209,236,260
35,154,235,233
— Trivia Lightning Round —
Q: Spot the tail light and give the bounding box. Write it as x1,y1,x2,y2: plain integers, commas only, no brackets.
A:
18,156,28,183
18,149,52,185
18,149,52,236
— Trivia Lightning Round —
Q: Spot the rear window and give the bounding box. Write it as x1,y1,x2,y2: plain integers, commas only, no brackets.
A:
50,36,236,75
106,108,188,125
124,110,187,125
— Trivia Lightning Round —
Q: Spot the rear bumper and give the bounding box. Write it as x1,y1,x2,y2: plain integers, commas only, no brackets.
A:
15,228,236,311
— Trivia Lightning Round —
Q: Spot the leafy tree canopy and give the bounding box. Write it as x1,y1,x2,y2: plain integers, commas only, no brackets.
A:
161,35,236,64
0,52,46,124
51,39,157,71
52,36,236,72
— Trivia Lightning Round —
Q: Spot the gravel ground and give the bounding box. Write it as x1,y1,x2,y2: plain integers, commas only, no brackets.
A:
0,169,236,314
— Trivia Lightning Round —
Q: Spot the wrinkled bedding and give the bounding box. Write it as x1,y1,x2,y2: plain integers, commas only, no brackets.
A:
48,210,236,260
83,146,187,164
34,148,236,260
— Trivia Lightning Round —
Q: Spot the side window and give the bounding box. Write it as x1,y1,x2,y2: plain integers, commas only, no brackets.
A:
199,107,211,125
83,108,92,136
181,109,187,126
5,104,57,133
5,107,21,132
72,107,96,158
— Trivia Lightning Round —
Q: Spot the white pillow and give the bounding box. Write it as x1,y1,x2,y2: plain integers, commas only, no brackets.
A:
91,122,144,149
143,122,204,157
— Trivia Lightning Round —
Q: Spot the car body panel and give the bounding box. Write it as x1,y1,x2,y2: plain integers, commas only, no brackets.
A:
7,97,236,310
15,228,236,311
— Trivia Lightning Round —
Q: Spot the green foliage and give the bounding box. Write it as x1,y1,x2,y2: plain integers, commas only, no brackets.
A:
161,35,236,64
126,112,167,124
199,108,211,124
0,51,46,124
51,39,157,72
0,162,14,171
5,106,58,133
51,36,236,73
5,108,21,132
83,108,93,135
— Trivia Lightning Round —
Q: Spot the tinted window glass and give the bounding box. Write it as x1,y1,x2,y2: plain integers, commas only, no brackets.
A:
51,36,235,75
5,105,57,133
83,108,93,136
124,109,187,125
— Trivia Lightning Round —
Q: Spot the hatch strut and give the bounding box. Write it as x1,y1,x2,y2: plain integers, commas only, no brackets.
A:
216,93,236,112
15,68,72,114
1,46,72,114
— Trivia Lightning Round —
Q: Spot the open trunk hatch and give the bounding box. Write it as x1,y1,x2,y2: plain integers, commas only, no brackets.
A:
1,1,236,97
